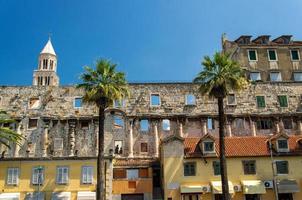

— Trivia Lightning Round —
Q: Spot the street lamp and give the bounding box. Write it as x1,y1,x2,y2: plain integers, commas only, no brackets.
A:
36,166,43,200
268,138,279,200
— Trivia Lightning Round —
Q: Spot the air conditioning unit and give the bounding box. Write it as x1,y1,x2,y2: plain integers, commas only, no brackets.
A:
201,185,211,193
233,184,242,192
264,180,273,189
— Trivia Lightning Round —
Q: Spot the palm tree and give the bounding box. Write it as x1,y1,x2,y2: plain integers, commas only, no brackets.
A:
193,52,248,200
0,110,23,154
77,59,129,200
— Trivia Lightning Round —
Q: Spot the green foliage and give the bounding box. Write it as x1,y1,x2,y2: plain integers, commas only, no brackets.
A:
0,111,24,148
193,52,249,98
77,59,130,108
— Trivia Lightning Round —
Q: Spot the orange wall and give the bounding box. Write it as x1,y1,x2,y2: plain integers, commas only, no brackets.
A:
112,179,152,194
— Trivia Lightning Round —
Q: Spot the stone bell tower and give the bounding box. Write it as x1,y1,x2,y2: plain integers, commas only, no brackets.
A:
33,38,59,86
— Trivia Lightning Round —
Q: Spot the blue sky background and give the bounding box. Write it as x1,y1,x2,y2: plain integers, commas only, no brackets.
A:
1,0,302,85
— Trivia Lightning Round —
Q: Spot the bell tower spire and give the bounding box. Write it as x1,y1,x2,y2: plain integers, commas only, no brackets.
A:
32,37,59,86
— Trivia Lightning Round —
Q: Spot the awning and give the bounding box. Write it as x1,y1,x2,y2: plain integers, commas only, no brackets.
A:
211,181,234,194
77,192,95,200
52,192,71,200
180,185,209,193
242,180,266,194
277,179,300,193
0,193,20,200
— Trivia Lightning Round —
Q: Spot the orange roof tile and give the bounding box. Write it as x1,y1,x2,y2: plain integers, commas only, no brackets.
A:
184,135,302,158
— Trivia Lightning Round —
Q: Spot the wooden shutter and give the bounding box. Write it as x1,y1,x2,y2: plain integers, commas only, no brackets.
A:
113,168,126,179
139,168,148,178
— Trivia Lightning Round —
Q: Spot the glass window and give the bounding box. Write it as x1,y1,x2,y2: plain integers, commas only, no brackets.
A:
203,141,214,152
74,97,83,108
268,50,277,61
282,118,293,129
141,143,148,152
7,168,19,185
114,140,123,155
278,95,288,107
250,72,261,81
243,160,256,175
248,50,257,61
113,168,126,179
32,166,44,185
277,140,289,150
162,119,170,131
140,119,149,132
114,116,124,128
227,94,236,105
185,94,196,105
127,169,139,179
113,99,125,108
276,161,288,174
270,72,282,82
256,119,272,130
293,72,302,81
54,138,64,151
213,161,221,176
56,166,69,184
184,162,196,176
207,118,215,130
28,118,38,129
150,94,160,106
256,96,266,108
82,166,93,184
291,50,300,61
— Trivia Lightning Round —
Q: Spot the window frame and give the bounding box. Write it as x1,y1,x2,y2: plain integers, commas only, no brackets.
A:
207,118,215,130
276,160,289,175
256,119,273,130
185,94,196,105
270,72,282,82
162,119,171,131
126,169,139,180
293,72,302,82
140,142,148,153
56,166,69,185
282,118,293,130
113,115,124,129
290,49,300,61
242,160,256,175
184,162,196,176
250,72,261,81
113,99,125,108
256,96,266,108
32,166,44,185
276,139,289,152
81,166,93,185
227,94,237,105
277,95,288,108
247,49,258,61
7,167,19,186
267,49,278,61
114,140,123,155
74,97,83,108
203,141,215,153
212,161,221,176
28,118,38,130
140,119,149,132
150,94,161,107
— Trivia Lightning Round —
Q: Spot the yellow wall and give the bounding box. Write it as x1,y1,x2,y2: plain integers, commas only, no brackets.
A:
163,156,302,200
0,160,96,200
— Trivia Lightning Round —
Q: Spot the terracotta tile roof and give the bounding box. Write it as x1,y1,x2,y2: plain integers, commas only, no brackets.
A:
184,135,302,158
113,158,158,167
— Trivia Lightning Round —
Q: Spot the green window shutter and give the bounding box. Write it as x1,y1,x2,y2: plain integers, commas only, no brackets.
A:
269,50,277,60
291,50,299,60
278,96,288,107
213,161,221,175
256,96,265,108
249,50,257,61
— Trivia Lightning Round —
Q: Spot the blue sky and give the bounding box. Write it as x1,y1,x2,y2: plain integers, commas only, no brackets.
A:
1,0,302,85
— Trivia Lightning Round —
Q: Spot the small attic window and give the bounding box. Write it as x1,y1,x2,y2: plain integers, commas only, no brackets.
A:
203,141,215,153
277,139,289,152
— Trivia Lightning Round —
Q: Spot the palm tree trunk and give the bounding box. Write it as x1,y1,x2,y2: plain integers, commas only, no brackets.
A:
218,97,230,200
97,106,105,200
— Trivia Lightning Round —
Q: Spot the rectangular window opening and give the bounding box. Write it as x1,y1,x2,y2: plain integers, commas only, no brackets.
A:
140,119,149,132
248,50,257,61
184,162,196,176
74,97,83,108
151,94,160,106
185,94,196,105
278,95,288,107
256,96,266,108
162,119,170,131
